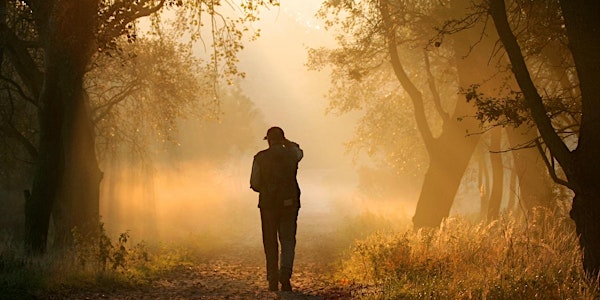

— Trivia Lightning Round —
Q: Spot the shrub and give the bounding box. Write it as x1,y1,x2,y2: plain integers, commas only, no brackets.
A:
337,210,599,299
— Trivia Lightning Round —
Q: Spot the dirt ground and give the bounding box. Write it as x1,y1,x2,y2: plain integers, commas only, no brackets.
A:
39,232,356,299
41,257,351,299
34,194,367,299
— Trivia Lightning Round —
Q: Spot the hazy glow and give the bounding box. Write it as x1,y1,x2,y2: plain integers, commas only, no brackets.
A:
99,1,415,244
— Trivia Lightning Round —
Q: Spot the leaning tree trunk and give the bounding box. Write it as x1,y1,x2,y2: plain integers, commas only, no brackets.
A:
413,18,504,228
411,101,480,228
490,0,600,277
379,0,482,229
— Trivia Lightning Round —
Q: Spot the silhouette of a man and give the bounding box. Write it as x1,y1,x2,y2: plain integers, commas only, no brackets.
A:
250,126,303,292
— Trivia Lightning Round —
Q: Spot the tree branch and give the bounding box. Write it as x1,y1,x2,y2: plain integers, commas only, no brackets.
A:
0,74,37,106
0,91,38,159
100,0,165,42
489,0,575,181
0,23,43,100
423,50,449,122
380,0,436,152
92,83,143,124
535,138,574,190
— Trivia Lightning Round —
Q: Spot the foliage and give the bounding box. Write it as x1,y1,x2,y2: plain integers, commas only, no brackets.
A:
337,209,598,299
0,224,202,297
458,0,580,139
308,0,463,178
463,83,580,144
0,238,45,298
462,84,531,127
70,223,147,275
0,0,279,169
87,34,215,163
166,0,279,85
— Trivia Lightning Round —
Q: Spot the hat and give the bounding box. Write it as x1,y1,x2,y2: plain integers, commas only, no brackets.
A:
264,126,285,141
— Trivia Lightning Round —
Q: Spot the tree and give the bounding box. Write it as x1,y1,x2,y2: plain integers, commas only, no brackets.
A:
0,0,276,253
310,0,514,228
489,0,600,276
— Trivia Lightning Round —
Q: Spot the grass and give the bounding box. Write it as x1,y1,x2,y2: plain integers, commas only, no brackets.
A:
0,207,598,299
0,224,201,299
335,208,599,299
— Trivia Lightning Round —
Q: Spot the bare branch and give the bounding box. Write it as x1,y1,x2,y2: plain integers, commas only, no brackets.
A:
0,91,38,159
380,0,436,151
0,22,43,100
0,74,37,106
423,50,449,122
92,82,143,124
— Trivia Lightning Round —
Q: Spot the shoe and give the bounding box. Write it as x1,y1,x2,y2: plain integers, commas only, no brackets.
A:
280,278,292,291
268,280,279,291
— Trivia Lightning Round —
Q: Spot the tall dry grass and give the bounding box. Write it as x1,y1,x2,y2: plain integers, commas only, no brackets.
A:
337,207,599,299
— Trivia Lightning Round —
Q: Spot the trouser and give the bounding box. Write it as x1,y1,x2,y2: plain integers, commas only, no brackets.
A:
260,206,299,282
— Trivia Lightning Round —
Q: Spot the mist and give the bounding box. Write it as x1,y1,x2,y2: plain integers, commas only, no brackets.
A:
0,1,511,250
3,0,597,298
96,1,408,254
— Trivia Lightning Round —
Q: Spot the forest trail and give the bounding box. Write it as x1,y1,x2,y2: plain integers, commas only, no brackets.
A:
40,225,358,300
42,251,351,299
39,181,365,299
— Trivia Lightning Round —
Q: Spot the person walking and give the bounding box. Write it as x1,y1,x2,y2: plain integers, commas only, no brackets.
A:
250,126,303,292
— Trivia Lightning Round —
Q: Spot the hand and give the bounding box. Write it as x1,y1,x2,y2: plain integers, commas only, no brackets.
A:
284,139,298,147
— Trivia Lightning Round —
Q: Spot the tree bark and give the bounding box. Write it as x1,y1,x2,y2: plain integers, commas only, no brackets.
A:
24,72,64,253
490,0,600,277
560,0,600,279
379,0,482,229
412,125,479,228
25,0,101,253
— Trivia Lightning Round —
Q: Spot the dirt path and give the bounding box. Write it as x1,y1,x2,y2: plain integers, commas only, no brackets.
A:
40,196,361,299
44,260,350,299
42,242,353,300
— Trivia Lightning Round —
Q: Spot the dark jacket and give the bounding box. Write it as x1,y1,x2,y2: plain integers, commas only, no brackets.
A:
250,142,303,209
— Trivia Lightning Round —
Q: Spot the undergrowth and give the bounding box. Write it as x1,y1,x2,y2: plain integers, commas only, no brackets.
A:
0,223,196,299
337,208,599,299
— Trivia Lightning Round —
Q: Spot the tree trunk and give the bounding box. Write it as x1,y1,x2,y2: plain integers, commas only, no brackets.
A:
505,127,554,210
25,0,101,253
487,128,503,220
490,0,600,277
412,116,480,228
412,16,504,228
560,0,600,278
569,181,600,279
26,52,102,251
478,149,490,219
506,166,517,213
379,0,483,229
52,86,102,248
24,74,64,253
